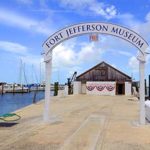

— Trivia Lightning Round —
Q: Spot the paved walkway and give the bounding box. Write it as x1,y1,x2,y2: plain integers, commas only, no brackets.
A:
0,95,150,150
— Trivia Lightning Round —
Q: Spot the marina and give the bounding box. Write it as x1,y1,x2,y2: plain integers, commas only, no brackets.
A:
0,91,45,115
0,83,65,94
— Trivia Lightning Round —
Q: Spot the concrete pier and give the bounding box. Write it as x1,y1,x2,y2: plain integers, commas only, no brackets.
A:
0,95,150,150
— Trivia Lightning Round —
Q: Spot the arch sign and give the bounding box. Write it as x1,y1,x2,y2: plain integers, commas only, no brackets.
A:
42,22,149,125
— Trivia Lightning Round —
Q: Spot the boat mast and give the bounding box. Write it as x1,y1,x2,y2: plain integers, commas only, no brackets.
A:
19,59,23,86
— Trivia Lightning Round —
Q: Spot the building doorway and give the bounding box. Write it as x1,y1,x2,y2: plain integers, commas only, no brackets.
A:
116,82,125,95
81,83,86,94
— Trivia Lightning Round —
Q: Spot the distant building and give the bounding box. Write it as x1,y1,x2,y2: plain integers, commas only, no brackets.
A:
0,82,6,94
73,61,132,95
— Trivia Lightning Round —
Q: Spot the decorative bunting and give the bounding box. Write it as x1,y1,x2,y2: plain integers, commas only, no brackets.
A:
106,85,115,91
96,86,105,91
86,86,95,91
86,84,115,92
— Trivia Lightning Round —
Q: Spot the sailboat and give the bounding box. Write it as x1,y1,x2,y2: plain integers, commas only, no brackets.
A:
4,59,29,93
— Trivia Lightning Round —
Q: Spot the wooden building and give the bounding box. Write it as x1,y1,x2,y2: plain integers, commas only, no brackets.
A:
73,61,132,95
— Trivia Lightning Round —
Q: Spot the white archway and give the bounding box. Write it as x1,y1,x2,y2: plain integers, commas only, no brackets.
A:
42,22,149,125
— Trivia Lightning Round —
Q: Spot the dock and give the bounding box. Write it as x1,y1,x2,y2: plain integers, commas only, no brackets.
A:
0,95,150,150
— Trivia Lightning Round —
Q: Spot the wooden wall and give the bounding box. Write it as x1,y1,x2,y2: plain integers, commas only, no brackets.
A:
76,62,131,82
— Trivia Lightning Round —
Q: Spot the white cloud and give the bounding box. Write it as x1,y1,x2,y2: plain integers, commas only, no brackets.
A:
96,35,136,57
128,53,150,76
52,41,105,72
0,40,43,73
19,54,44,83
51,35,138,76
117,51,132,57
111,64,117,68
0,40,44,83
52,41,105,80
146,12,150,21
0,41,28,55
116,11,150,65
0,9,51,35
58,0,93,9
53,43,77,68
128,56,139,72
90,3,117,19
146,53,150,64
78,42,105,63
20,55,42,67
57,0,117,19
16,0,33,5
117,11,150,42
19,53,44,83
67,66,82,77
117,13,139,27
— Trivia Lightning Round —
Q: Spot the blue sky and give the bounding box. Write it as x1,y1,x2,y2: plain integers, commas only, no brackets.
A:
0,0,150,84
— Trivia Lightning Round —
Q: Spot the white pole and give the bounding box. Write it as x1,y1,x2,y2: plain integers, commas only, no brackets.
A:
43,59,52,122
139,61,146,125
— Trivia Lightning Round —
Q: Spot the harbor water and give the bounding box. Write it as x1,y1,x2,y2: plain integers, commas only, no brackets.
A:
0,91,53,115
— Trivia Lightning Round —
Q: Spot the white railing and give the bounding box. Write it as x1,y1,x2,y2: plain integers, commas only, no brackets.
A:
145,100,150,121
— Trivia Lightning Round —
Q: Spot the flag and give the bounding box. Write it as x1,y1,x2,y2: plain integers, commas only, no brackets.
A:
89,34,99,42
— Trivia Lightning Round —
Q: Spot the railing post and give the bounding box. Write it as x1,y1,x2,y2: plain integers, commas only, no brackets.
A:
43,54,52,122
139,61,146,125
